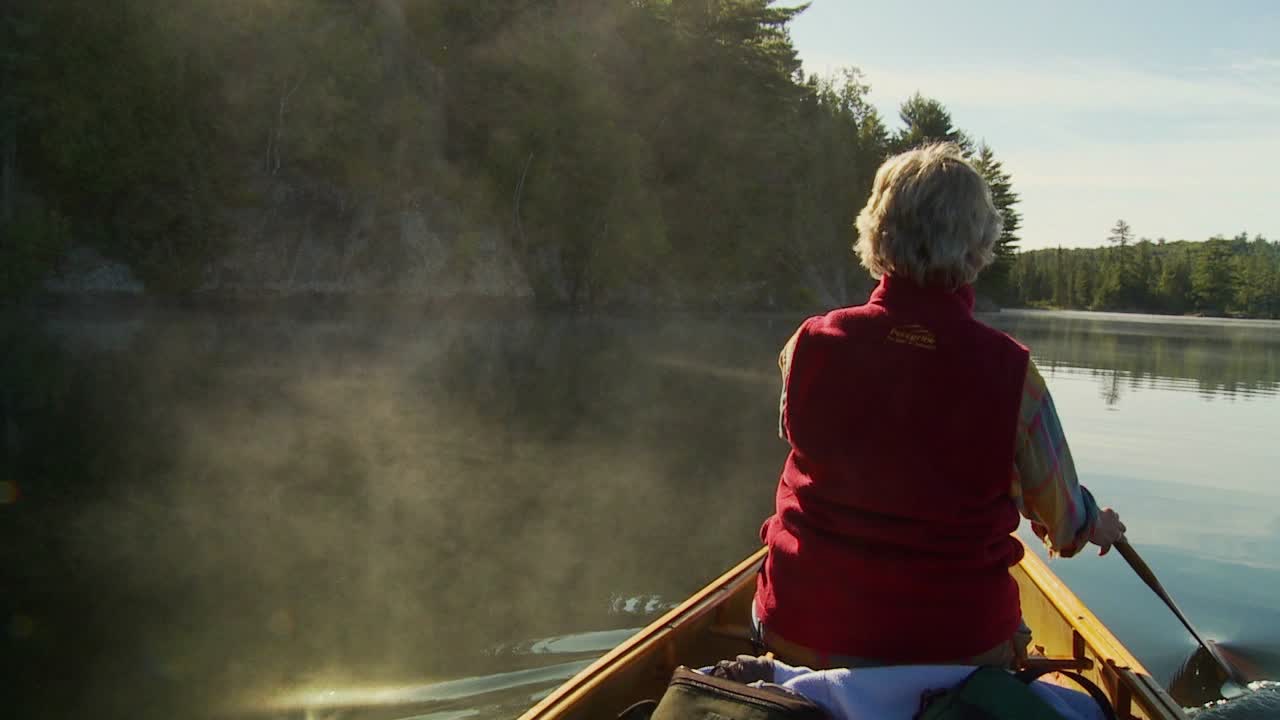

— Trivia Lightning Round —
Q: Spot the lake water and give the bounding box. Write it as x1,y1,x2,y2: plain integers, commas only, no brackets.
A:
3,306,1279,719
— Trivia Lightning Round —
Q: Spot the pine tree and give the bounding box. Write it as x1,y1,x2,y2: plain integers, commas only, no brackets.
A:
1072,254,1095,308
970,142,1021,299
1052,247,1067,307
1108,219,1133,246
1102,219,1140,307
893,93,971,151
1234,236,1278,316
1191,237,1235,314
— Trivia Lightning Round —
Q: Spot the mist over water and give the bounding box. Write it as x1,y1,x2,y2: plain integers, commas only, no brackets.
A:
3,305,790,719
3,307,1279,719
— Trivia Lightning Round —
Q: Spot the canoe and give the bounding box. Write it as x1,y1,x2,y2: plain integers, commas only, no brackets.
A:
519,542,1188,720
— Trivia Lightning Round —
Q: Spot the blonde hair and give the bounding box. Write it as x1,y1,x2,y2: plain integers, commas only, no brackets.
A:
853,143,1001,290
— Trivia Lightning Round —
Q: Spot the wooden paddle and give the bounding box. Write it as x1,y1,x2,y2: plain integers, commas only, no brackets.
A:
1114,537,1249,688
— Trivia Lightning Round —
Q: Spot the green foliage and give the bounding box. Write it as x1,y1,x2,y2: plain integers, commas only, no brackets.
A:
1089,219,1145,309
6,0,240,293
5,0,1020,308
1010,227,1280,318
893,93,972,152
1,203,70,298
1156,249,1193,314
1234,236,1280,317
970,143,1020,301
775,68,887,306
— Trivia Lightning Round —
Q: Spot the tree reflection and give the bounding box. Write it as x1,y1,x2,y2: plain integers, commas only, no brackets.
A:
5,307,1277,718
993,312,1280,405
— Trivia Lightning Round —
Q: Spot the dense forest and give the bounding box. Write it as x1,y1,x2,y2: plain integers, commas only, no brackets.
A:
3,1,1274,316
1009,224,1280,318
1,0,1020,307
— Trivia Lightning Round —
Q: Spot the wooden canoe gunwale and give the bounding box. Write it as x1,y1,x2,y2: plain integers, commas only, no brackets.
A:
1014,543,1186,719
520,544,1188,720
519,550,765,720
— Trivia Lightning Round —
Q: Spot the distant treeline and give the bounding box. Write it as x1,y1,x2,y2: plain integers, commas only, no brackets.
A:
1,0,1017,307
1010,224,1280,318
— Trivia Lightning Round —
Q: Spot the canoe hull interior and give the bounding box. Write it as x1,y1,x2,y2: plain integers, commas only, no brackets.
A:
519,543,1187,720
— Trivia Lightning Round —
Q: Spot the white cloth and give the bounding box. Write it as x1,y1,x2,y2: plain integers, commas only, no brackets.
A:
700,661,1106,720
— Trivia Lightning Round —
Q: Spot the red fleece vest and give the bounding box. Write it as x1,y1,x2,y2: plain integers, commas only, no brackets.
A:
754,275,1030,662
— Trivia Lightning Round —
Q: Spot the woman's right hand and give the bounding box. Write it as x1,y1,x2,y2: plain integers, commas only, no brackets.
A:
1090,508,1126,556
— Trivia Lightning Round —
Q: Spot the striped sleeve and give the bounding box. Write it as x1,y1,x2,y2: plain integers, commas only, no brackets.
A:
1011,360,1098,558
778,326,802,441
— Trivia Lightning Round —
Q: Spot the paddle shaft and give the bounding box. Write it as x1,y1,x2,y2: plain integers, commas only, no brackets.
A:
1114,538,1245,685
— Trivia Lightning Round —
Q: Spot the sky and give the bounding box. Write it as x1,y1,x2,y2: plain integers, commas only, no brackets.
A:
785,0,1279,250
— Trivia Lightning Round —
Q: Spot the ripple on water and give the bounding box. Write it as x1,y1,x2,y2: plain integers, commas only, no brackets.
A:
1187,682,1280,719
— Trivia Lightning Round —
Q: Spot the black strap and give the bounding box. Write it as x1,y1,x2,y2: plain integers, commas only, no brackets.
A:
1015,667,1118,720
617,699,657,720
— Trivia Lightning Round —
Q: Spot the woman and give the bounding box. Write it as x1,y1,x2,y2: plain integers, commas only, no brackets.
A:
753,142,1125,669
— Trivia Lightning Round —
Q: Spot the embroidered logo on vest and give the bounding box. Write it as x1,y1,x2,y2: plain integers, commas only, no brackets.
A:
887,324,936,350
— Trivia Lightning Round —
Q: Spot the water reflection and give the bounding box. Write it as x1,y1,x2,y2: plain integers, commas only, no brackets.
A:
1,307,788,720
3,306,1278,720
991,310,1280,404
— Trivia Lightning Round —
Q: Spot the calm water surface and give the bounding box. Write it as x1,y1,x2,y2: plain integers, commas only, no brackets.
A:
3,306,1279,719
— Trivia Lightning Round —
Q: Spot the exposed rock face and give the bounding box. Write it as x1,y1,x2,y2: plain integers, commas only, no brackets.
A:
203,199,533,300
43,205,533,302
